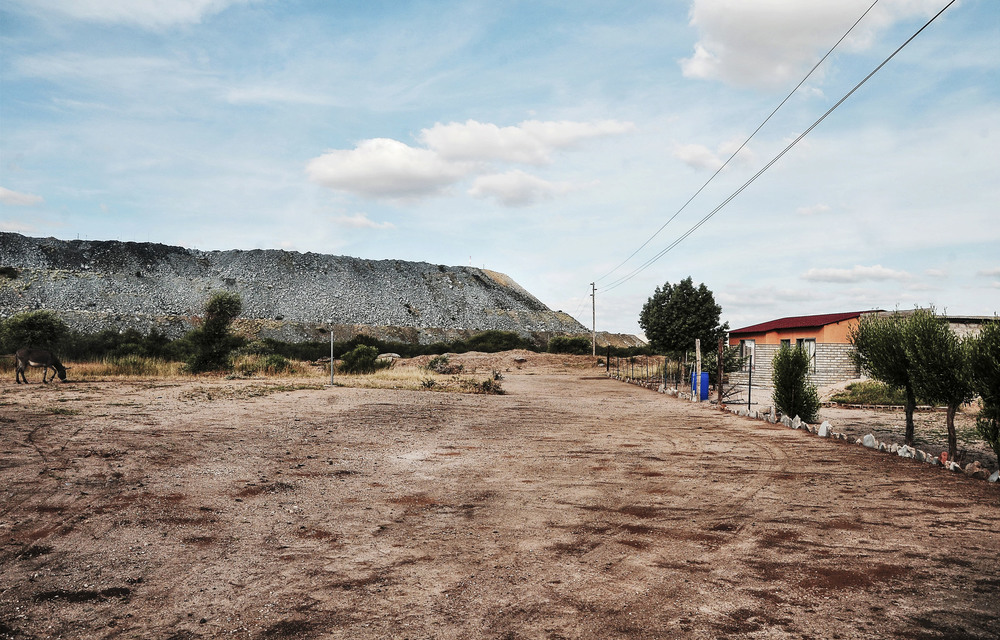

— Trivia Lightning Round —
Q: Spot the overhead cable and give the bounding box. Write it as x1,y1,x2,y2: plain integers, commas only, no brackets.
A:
594,1,881,285
598,0,956,294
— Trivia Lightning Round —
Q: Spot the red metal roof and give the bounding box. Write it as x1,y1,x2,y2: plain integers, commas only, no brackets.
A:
729,311,874,336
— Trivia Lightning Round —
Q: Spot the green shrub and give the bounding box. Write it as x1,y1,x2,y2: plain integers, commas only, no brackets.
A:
457,330,535,353
772,345,820,422
548,335,592,355
830,381,915,406
338,345,392,375
0,310,68,351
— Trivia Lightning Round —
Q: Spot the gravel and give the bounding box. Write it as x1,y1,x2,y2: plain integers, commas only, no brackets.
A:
0,233,587,343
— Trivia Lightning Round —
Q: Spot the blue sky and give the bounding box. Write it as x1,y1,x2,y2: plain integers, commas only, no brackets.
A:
1,0,998,337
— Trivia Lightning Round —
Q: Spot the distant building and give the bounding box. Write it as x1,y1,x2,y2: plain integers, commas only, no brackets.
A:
726,309,996,409
728,311,877,394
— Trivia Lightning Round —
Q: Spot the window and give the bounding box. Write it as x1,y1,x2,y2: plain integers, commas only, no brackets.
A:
797,338,816,372
780,339,790,348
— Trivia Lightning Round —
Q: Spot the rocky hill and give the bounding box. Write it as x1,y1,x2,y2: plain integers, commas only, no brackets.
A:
0,233,641,347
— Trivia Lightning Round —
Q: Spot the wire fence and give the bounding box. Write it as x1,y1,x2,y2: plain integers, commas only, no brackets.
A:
604,354,745,404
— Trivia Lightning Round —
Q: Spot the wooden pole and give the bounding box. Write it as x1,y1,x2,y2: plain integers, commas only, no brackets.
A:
717,337,724,404
694,339,702,402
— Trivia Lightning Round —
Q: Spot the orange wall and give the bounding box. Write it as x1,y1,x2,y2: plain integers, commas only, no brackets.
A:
729,317,860,346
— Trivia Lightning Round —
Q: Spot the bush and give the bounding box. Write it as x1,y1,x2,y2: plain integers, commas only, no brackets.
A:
234,353,295,376
548,335,592,355
426,354,463,375
830,381,915,406
456,330,535,353
186,292,244,373
338,345,392,375
1,310,69,352
771,345,820,422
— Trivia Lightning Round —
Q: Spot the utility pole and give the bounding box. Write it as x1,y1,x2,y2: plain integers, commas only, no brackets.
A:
590,282,596,356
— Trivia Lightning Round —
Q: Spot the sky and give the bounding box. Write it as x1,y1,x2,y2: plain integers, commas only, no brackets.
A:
1,0,998,338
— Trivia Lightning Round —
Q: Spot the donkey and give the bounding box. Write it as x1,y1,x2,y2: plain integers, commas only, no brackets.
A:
15,348,68,384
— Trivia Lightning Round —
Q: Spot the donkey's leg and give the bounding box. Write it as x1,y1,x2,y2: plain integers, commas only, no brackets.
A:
42,366,51,384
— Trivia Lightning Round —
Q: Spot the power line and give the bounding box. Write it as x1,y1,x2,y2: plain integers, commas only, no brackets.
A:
594,0,881,285
598,0,956,294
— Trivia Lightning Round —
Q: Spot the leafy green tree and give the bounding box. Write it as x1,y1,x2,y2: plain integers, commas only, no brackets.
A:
639,277,728,355
186,292,243,373
849,312,919,445
1,310,69,351
904,309,975,463
771,344,820,422
969,318,1000,463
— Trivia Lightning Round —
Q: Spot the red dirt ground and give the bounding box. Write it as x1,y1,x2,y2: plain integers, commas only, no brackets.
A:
1,353,998,639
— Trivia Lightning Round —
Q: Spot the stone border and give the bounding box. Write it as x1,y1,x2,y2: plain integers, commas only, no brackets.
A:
609,374,999,485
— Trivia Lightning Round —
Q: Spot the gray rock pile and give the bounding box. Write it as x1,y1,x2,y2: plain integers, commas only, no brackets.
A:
0,233,588,343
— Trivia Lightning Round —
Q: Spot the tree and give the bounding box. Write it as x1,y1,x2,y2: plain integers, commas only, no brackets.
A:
903,309,975,463
771,344,820,422
969,318,1000,463
186,292,243,373
0,310,69,352
638,277,728,355
849,312,919,445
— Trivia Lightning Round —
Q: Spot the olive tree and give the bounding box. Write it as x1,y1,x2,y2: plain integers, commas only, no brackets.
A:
849,312,919,445
969,318,1000,463
903,309,974,463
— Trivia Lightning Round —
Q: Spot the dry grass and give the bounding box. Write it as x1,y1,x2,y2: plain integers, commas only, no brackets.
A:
0,356,496,394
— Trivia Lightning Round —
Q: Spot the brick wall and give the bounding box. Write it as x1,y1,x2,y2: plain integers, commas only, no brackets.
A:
727,343,859,409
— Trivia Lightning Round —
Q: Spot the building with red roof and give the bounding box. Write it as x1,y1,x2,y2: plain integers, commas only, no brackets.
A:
726,310,883,409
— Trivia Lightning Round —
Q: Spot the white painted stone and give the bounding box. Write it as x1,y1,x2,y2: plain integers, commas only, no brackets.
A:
791,416,802,429
878,443,887,453
862,434,877,449
818,422,831,437
781,416,793,427
913,450,926,463
890,444,899,454
989,470,999,483
898,445,914,459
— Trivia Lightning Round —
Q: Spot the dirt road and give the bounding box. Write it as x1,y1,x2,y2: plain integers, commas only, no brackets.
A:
1,360,998,639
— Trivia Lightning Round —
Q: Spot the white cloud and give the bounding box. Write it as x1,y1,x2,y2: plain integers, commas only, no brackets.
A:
976,267,1000,278
332,213,395,230
673,136,755,171
0,187,44,206
468,171,576,207
673,143,723,170
306,138,472,200
680,0,944,89
924,268,948,278
307,119,633,204
420,119,634,164
12,0,250,29
802,264,912,283
796,203,832,216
